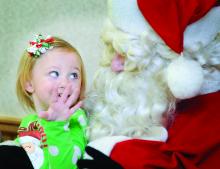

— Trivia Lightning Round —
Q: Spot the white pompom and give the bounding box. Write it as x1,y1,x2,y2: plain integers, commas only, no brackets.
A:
167,57,204,99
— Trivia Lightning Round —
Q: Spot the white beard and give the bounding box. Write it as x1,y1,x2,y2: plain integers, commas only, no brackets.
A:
27,146,44,169
85,20,177,142
85,67,175,142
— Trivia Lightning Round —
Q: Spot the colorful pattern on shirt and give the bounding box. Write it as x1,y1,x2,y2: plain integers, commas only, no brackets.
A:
15,108,87,169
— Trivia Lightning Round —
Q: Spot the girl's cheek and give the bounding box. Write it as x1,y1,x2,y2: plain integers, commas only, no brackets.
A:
69,83,78,94
44,82,56,94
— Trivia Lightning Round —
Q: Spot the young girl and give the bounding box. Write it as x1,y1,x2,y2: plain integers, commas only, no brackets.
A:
15,34,87,169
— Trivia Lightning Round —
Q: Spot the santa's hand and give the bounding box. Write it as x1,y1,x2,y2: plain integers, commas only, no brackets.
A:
77,146,123,169
39,84,82,121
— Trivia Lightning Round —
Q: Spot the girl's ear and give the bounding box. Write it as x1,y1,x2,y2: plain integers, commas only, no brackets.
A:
25,81,34,93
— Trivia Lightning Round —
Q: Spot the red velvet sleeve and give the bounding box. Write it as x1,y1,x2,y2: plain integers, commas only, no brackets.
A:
110,92,220,169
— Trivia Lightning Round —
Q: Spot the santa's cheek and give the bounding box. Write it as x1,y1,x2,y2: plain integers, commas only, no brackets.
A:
22,143,35,154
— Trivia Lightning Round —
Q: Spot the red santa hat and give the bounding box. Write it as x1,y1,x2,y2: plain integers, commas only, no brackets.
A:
137,0,216,53
108,0,220,99
19,131,41,146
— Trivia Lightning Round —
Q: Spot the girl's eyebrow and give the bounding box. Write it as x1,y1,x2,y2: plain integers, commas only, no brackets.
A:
46,66,60,70
72,67,81,71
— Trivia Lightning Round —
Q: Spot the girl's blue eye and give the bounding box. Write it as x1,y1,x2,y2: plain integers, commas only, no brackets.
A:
49,71,59,78
70,72,79,80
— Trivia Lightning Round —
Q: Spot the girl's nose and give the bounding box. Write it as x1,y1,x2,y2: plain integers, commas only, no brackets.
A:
57,78,73,96
58,77,69,90
57,86,65,94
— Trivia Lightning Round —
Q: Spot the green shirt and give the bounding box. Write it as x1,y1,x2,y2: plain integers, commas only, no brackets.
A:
15,108,87,169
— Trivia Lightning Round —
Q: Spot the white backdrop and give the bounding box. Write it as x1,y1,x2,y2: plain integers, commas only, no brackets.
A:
0,0,107,117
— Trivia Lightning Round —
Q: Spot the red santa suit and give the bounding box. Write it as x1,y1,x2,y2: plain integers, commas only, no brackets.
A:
110,2,220,168
111,91,220,169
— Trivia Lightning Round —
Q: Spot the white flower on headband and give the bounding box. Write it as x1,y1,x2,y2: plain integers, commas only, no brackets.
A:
27,34,54,58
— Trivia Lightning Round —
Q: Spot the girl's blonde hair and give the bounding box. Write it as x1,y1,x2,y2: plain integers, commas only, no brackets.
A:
16,36,86,111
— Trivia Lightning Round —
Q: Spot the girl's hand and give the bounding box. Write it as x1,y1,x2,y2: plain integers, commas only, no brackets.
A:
39,84,82,121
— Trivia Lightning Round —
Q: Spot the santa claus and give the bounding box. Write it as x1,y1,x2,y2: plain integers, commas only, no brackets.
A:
77,0,220,169
19,131,44,169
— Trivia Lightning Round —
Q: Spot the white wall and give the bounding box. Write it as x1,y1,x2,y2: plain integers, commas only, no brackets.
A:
0,0,107,117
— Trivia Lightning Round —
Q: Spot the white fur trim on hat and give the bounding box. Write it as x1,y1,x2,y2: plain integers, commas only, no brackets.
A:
19,136,41,146
167,56,204,99
184,6,220,52
108,0,148,35
109,0,220,54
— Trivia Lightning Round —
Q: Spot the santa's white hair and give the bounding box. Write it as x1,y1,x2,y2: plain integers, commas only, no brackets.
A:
85,5,220,142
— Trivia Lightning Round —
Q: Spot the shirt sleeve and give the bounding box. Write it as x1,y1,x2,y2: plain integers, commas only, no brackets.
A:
38,109,87,169
38,108,87,150
69,108,88,150
14,110,87,169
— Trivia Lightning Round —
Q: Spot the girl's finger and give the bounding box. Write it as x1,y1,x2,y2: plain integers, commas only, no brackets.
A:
68,101,83,117
65,88,80,107
38,111,49,120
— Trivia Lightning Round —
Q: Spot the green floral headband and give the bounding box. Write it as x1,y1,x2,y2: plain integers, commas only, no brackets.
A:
27,34,54,58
